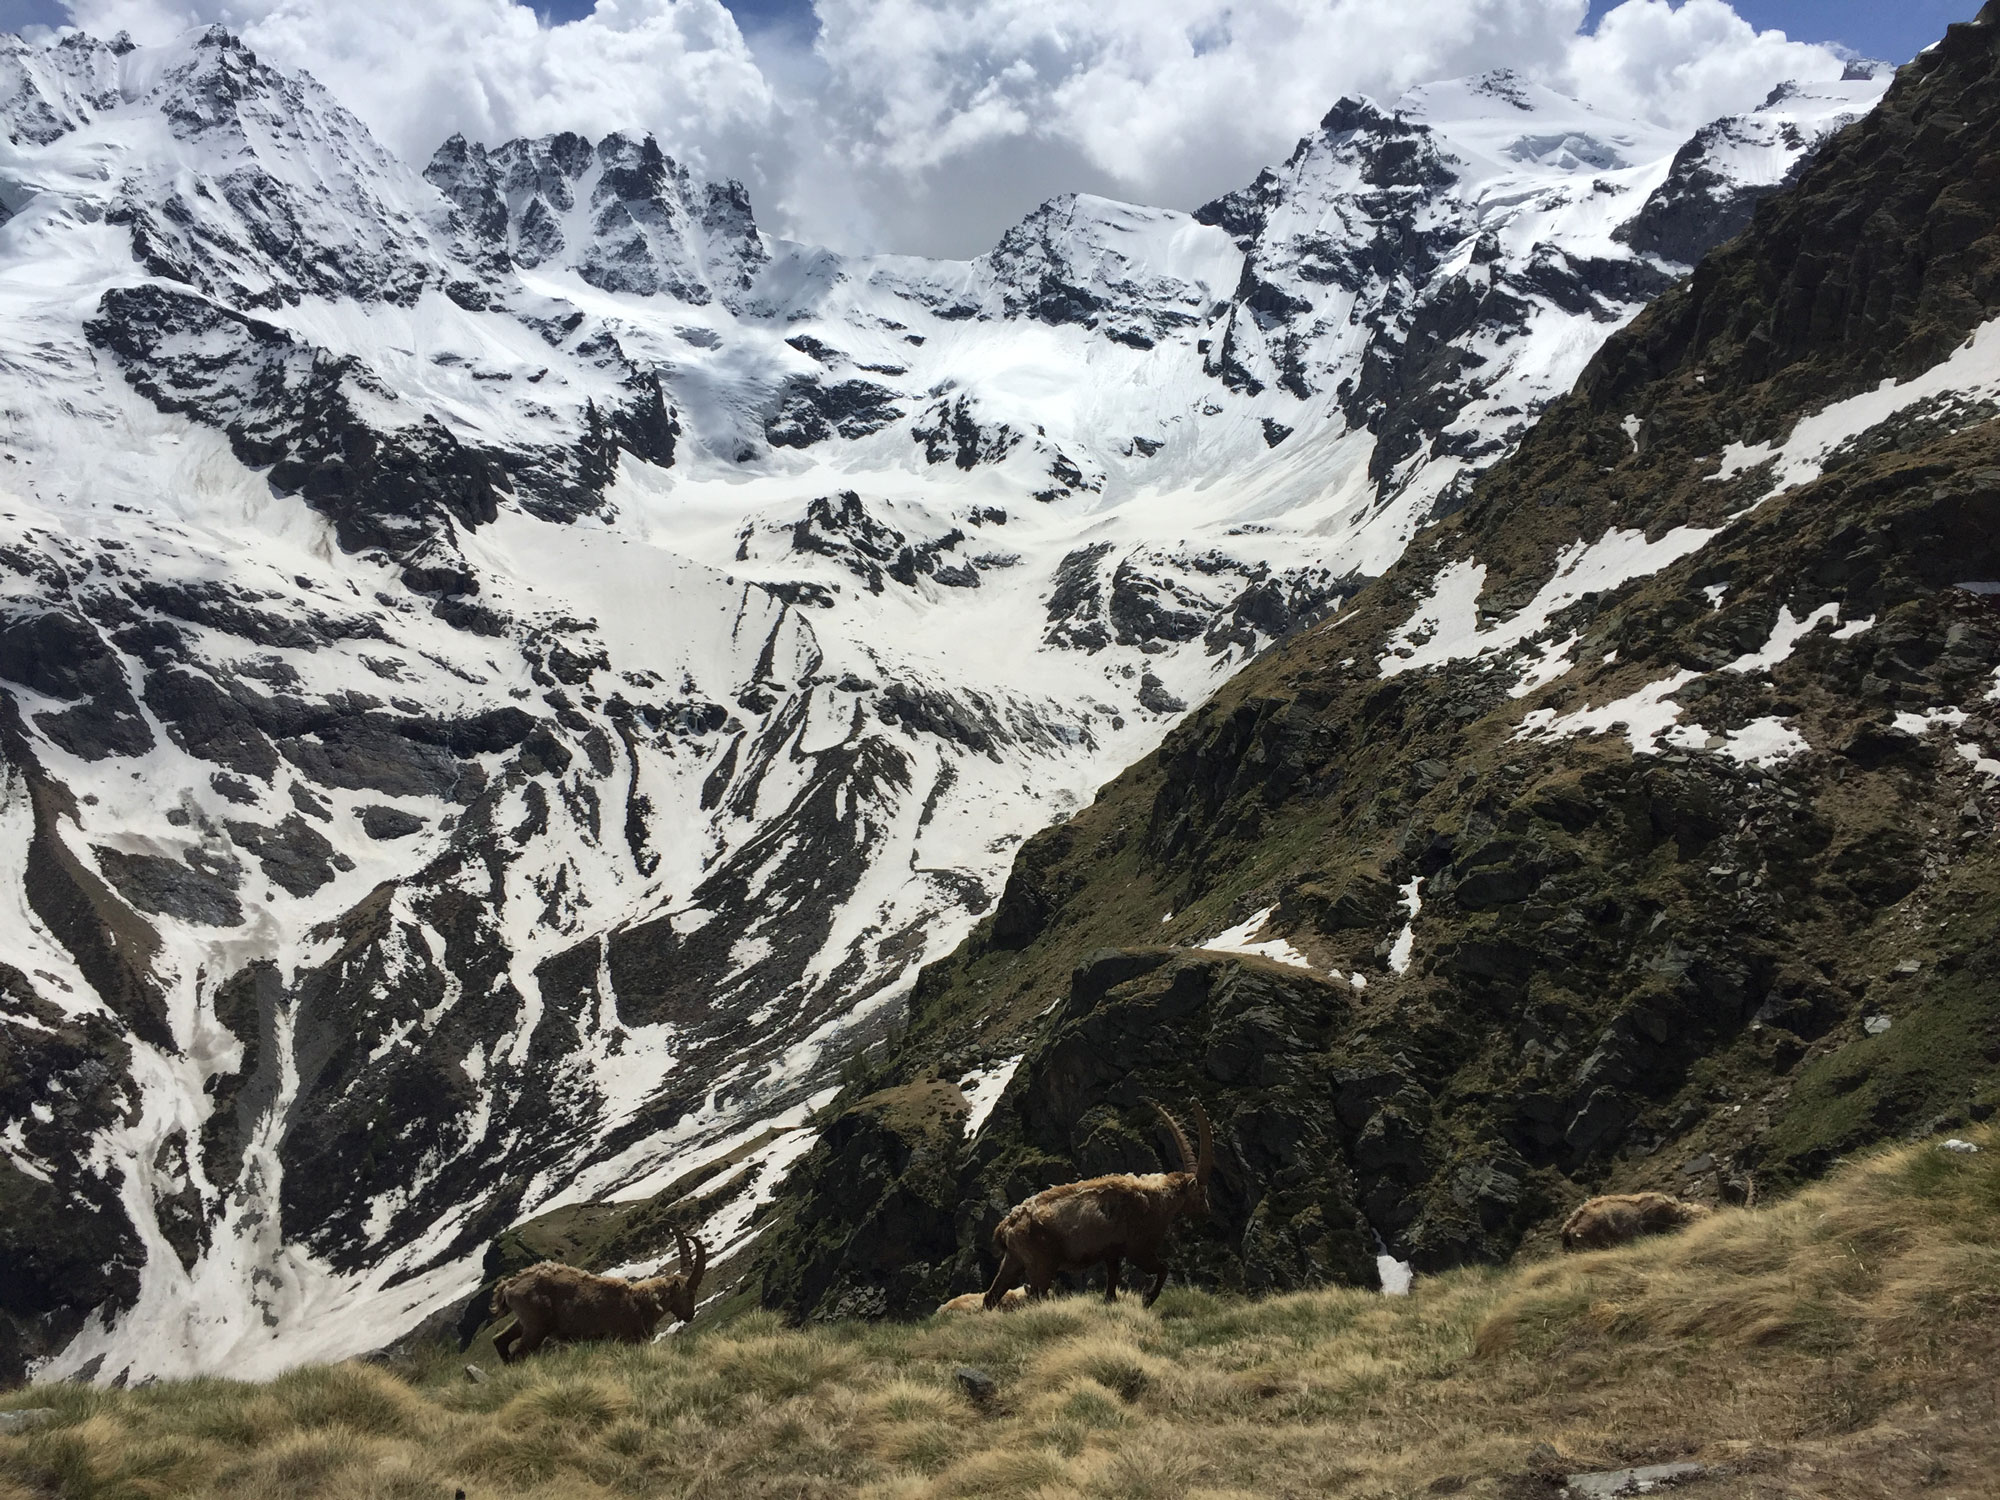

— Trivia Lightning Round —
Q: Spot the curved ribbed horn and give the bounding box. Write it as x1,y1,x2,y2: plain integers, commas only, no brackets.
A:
1144,1097,1197,1177
673,1228,693,1279
1189,1098,1213,1186
689,1233,708,1294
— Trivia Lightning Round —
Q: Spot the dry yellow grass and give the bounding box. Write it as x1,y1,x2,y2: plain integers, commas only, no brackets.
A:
5,1129,1999,1499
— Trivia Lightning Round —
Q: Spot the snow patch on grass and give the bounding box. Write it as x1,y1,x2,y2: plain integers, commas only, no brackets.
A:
1199,906,1314,972
1519,600,1860,763
958,1054,1024,1139
1715,314,2000,504
1377,1253,1414,1296
1381,526,1718,689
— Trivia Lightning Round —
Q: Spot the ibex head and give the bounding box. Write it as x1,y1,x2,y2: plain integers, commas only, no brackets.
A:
1143,1097,1214,1217
645,1229,708,1325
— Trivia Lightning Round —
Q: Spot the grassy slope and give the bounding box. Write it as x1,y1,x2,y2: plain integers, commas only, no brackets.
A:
6,1129,1999,1499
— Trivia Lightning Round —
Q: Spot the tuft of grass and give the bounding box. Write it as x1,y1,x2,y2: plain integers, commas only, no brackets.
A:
4,1131,2000,1497
708,1331,860,1400
1026,1334,1165,1404
266,1362,429,1438
1475,1129,2000,1364
498,1376,631,1433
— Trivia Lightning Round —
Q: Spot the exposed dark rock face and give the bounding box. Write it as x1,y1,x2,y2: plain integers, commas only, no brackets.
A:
360,805,426,840
0,608,153,760
0,964,141,1386
911,395,1020,470
1198,98,1453,289
757,1081,971,1320
1137,673,1186,715
750,9,2000,1312
782,492,982,592
224,814,349,897
980,195,1211,349
760,951,1382,1320
767,379,906,448
84,283,677,600
94,848,244,927
1109,558,1208,647
199,962,282,1197
1041,549,1353,662
1044,543,1117,652
423,125,767,307
2,702,173,1054
1612,82,1873,268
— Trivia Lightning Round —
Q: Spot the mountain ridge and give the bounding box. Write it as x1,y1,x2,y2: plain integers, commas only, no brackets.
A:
0,19,1896,1383
739,1,2000,1324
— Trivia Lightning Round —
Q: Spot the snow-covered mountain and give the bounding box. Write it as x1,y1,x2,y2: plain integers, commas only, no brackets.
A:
0,23,1889,1383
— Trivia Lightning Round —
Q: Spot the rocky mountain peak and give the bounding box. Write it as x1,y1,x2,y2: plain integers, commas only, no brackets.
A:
424,124,766,305
973,192,1235,342
0,29,124,144
1311,93,1404,141
1466,68,1536,110
0,27,449,308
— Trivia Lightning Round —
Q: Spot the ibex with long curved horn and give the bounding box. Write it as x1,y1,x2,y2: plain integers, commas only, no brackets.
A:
983,1098,1212,1309
491,1229,707,1362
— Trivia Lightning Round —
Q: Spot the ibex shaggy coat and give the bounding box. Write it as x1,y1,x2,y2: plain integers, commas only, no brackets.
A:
491,1230,707,1362
1560,1192,1712,1251
985,1098,1212,1309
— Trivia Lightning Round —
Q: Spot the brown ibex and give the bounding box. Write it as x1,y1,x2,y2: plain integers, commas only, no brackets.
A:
983,1098,1212,1309
491,1229,707,1362
1560,1192,1712,1251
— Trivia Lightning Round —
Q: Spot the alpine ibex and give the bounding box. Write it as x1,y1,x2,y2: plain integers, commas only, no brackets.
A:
1560,1192,1712,1251
984,1098,1212,1309
491,1229,707,1362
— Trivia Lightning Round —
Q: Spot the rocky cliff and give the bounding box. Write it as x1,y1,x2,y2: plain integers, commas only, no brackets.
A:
749,3,2000,1321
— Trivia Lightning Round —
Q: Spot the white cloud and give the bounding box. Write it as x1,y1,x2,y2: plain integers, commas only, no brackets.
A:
1558,0,1845,127
66,0,782,182
51,0,1857,256
796,0,1593,247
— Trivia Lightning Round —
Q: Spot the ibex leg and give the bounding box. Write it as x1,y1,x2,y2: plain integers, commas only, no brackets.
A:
512,1319,550,1360
1133,1252,1169,1308
983,1250,1026,1310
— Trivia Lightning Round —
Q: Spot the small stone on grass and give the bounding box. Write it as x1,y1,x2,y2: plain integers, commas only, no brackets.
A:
954,1365,997,1405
